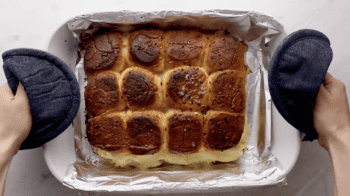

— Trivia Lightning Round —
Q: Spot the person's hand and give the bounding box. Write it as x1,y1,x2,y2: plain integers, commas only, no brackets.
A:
313,73,350,151
0,83,32,157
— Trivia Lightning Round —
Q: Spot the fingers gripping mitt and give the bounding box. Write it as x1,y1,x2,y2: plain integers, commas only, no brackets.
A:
2,48,80,150
268,29,333,141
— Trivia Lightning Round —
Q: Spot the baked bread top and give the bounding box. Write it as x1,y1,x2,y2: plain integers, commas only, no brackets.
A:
82,29,250,169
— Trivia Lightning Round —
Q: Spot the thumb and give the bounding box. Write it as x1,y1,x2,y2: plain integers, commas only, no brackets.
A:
323,72,339,90
15,82,29,104
323,73,333,86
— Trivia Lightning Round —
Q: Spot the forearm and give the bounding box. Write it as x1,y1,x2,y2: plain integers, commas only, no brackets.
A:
327,127,350,196
0,157,11,196
0,135,17,196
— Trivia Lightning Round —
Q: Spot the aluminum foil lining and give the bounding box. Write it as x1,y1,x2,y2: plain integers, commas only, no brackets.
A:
62,10,286,194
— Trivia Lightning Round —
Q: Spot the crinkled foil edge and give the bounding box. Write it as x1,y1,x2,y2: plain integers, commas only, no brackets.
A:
62,9,286,193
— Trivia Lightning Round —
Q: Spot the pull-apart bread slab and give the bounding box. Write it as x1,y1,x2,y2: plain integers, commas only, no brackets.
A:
82,29,250,169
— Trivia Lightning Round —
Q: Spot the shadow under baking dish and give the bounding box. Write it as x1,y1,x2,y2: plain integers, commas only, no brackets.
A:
42,21,301,185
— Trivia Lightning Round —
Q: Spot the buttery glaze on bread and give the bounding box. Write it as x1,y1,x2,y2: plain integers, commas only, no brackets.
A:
125,29,165,73
84,71,126,117
203,111,245,151
83,32,124,79
203,35,248,74
164,30,207,69
121,67,164,111
165,111,204,154
163,66,209,111
86,113,127,152
208,70,247,113
83,29,250,168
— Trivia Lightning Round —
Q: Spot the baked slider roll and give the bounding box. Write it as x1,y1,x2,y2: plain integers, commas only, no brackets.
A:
165,111,204,154
126,111,165,155
203,111,245,151
203,35,248,74
84,71,126,117
125,29,165,73
86,113,127,152
208,70,247,113
163,67,208,112
83,32,124,79
121,67,164,111
164,30,207,70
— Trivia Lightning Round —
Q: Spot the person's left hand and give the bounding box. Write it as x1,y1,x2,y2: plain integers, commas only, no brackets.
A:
0,83,32,157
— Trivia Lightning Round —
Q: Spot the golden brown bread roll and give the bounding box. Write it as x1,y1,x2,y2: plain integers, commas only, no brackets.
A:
164,30,207,70
203,35,248,74
165,111,204,154
84,71,126,117
208,70,247,113
203,111,245,151
126,112,163,155
120,67,164,111
83,32,124,79
163,66,209,112
86,113,127,152
125,29,165,73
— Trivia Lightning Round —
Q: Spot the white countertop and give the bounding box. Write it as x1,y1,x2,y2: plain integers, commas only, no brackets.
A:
1,0,349,195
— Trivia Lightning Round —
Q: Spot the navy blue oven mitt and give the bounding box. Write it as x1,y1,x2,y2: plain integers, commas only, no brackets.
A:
268,29,333,141
2,48,80,150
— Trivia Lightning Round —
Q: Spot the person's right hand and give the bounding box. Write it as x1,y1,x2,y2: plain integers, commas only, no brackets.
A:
0,83,32,158
313,72,350,151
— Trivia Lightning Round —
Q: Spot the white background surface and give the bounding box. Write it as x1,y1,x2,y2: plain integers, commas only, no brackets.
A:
1,0,349,195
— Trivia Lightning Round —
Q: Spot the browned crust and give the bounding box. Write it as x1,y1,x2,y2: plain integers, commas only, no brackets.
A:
130,30,163,65
85,72,119,117
167,113,203,153
86,115,127,151
123,71,157,106
166,67,207,111
84,33,122,77
204,113,244,151
127,114,162,155
209,70,246,113
206,35,248,74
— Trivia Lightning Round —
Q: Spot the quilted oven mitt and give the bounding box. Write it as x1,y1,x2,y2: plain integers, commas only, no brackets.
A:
268,29,333,141
2,48,80,150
